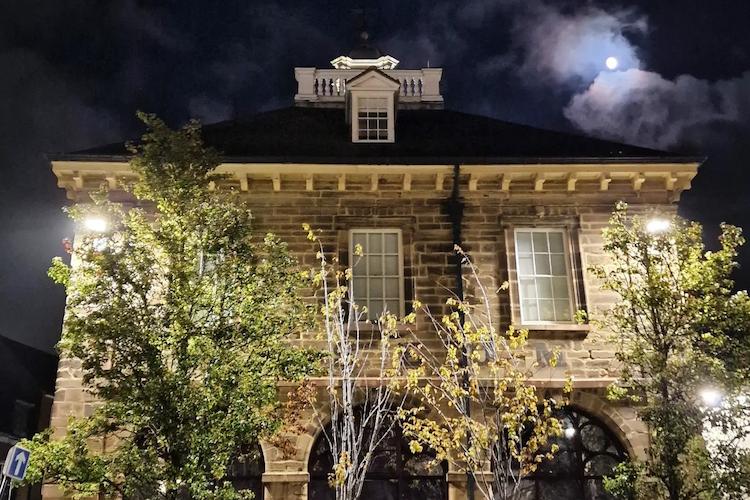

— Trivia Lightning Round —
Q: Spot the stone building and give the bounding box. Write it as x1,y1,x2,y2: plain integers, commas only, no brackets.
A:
48,36,699,500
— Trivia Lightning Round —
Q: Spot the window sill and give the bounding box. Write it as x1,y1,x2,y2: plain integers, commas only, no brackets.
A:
352,321,414,334
512,323,591,339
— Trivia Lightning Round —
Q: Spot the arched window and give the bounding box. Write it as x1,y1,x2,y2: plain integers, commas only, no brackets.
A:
228,443,264,499
308,420,448,500
498,407,628,500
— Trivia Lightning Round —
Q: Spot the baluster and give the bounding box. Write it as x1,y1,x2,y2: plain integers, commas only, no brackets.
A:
410,78,416,96
401,79,407,96
322,78,328,96
314,78,319,96
328,78,334,96
418,78,423,96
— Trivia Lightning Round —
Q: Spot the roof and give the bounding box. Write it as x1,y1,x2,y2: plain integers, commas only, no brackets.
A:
58,106,700,165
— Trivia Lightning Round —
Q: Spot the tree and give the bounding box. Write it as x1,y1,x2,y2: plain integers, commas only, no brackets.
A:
302,226,408,500
397,249,569,500
22,113,319,499
596,202,750,500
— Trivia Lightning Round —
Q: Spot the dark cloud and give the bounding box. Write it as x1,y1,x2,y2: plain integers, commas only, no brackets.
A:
189,96,234,124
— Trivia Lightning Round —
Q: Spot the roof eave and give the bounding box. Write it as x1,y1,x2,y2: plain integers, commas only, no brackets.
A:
48,153,706,165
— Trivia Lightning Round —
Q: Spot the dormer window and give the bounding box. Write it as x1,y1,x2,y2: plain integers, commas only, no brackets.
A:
347,69,400,143
356,97,389,141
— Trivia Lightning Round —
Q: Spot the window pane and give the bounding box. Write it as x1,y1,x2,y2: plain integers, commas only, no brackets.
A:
352,255,366,275
519,278,537,300
384,256,399,275
516,232,532,253
534,254,551,275
369,301,384,319
539,299,555,321
369,255,383,275
522,300,539,322
353,233,367,249
369,278,384,299
384,233,399,253
549,232,564,253
518,256,534,275
368,233,383,253
352,278,367,299
385,278,400,298
550,254,567,275
552,277,570,298
536,277,553,299
533,232,549,252
385,300,400,316
555,300,571,321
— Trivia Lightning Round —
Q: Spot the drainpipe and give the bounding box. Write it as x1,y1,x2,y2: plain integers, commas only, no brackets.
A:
445,164,475,500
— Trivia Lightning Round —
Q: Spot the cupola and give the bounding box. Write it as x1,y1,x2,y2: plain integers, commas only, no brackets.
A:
330,31,400,70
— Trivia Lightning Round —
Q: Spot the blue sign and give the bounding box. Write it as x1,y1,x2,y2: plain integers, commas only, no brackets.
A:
2,445,30,481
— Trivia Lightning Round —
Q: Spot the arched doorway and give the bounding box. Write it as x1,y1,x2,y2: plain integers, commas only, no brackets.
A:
499,407,628,500
228,443,265,499
308,420,448,500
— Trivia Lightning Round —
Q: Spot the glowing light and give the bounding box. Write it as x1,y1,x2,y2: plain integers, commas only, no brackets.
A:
700,388,723,408
646,218,671,234
564,427,576,439
605,56,619,70
84,217,108,233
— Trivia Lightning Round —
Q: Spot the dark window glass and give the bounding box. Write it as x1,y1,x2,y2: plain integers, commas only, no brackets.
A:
495,408,627,500
309,413,447,500
227,443,264,499
11,400,33,437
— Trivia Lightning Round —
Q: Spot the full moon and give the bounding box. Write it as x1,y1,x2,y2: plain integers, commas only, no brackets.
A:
605,56,619,70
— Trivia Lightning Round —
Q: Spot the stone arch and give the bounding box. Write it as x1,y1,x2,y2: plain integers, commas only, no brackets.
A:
569,390,648,459
298,398,333,472
298,390,426,471
306,411,449,499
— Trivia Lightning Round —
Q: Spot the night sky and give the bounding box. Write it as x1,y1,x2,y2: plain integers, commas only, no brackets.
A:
1,0,749,352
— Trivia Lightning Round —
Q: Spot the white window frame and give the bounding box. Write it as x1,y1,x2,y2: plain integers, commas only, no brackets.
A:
351,93,395,143
513,228,576,325
348,228,405,320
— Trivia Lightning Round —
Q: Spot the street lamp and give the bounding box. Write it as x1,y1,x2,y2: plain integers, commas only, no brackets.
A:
645,218,670,234
700,388,723,408
564,426,576,439
84,216,108,233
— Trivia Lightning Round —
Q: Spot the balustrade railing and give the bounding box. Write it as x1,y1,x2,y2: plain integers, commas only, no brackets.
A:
295,68,443,102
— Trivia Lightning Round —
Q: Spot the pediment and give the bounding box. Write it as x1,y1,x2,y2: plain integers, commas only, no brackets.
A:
347,69,401,92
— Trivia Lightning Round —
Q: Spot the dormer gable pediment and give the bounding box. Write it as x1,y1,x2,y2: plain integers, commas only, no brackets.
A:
347,68,401,92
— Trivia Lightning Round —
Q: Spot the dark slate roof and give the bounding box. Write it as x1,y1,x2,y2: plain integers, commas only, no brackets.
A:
58,106,699,164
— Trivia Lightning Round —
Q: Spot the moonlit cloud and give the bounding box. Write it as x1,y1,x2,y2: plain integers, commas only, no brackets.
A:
564,67,750,151
493,2,646,85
